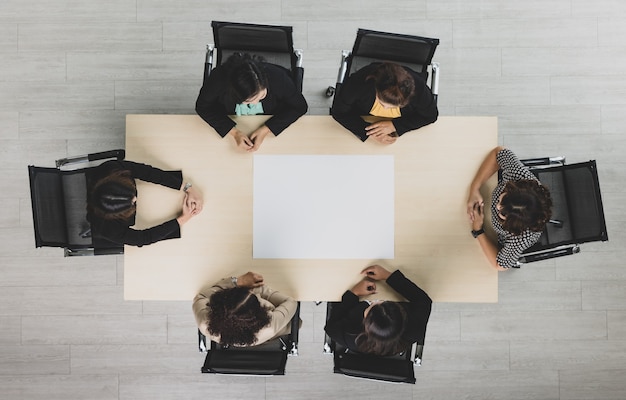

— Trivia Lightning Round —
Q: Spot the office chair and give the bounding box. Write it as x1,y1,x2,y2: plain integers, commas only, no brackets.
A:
204,20,304,91
327,28,440,103
27,150,126,256
516,157,608,266
198,302,301,375
323,302,422,384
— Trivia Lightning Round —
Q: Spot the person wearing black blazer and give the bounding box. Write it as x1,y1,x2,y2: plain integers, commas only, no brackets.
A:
331,62,438,144
86,160,203,249
195,53,308,152
324,264,432,356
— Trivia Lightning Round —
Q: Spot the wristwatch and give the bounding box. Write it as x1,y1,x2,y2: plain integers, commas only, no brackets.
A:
471,228,485,238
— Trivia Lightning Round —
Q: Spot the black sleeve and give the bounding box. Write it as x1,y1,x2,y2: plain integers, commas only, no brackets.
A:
195,66,237,137
330,72,372,142
119,161,183,190
392,72,438,136
93,218,181,248
324,291,361,349
262,65,308,135
386,270,432,345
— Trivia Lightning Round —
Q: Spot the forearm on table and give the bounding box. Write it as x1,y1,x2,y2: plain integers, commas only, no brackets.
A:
476,235,508,271
470,146,504,191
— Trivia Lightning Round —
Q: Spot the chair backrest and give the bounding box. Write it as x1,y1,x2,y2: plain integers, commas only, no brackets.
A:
348,28,439,79
201,336,290,375
332,346,417,384
211,20,297,72
28,166,93,250
525,160,608,253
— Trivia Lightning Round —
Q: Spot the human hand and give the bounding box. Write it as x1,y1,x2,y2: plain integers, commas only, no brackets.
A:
236,271,264,288
369,133,397,144
229,129,253,151
467,190,484,218
184,186,203,215
350,278,377,297
470,202,485,231
361,265,392,281
366,120,397,140
176,193,195,226
249,127,271,152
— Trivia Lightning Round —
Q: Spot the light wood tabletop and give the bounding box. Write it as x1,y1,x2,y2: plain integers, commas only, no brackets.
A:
125,114,498,302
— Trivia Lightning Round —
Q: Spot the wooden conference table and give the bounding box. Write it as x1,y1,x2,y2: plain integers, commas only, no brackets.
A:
125,114,498,302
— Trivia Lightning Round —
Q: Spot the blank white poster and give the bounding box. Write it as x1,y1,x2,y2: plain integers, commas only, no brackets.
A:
253,155,394,259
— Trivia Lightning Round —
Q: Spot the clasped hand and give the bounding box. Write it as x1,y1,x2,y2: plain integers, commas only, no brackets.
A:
350,265,393,296
467,189,485,230
366,121,397,144
237,271,265,288
231,128,270,152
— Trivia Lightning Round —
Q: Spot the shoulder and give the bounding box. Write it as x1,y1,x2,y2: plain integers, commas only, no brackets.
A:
262,63,292,79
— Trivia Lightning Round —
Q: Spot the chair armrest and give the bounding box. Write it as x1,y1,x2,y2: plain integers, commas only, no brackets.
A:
337,50,350,86
198,329,208,353
56,149,125,168
411,343,424,366
521,156,566,168
289,302,301,356
430,62,440,102
204,44,215,84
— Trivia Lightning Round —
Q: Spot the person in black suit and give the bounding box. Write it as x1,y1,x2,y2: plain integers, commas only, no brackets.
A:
331,62,438,144
86,160,203,249
196,52,308,152
324,264,432,356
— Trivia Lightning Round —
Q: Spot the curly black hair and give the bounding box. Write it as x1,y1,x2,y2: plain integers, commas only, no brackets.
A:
207,286,271,346
500,179,553,235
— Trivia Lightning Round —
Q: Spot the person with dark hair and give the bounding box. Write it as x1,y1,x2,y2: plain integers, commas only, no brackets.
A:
324,265,432,356
193,271,298,347
331,62,438,144
467,146,553,270
195,53,308,152
86,160,203,248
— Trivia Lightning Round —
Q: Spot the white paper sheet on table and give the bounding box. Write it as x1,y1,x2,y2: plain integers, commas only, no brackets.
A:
253,155,394,259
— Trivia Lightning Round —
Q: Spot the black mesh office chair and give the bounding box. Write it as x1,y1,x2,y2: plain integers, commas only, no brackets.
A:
198,302,301,375
516,157,608,266
27,150,126,256
204,20,304,91
327,28,440,102
323,302,422,384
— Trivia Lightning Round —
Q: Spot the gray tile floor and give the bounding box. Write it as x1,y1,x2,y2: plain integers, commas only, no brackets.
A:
1,1,625,399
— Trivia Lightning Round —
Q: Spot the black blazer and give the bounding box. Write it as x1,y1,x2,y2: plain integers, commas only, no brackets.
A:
195,62,308,137
331,63,438,141
86,160,183,248
324,270,432,353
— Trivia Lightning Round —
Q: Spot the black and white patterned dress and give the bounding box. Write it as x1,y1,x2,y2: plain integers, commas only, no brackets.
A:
491,149,543,268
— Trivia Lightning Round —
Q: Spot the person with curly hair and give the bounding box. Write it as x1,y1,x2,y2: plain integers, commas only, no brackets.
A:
331,61,438,144
192,271,298,347
86,160,203,249
324,265,432,356
195,52,308,152
467,146,553,270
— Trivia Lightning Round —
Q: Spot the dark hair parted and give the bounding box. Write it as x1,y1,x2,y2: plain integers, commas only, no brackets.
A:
500,179,553,235
355,301,409,356
224,53,269,104
87,169,137,221
366,62,415,108
207,286,271,347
